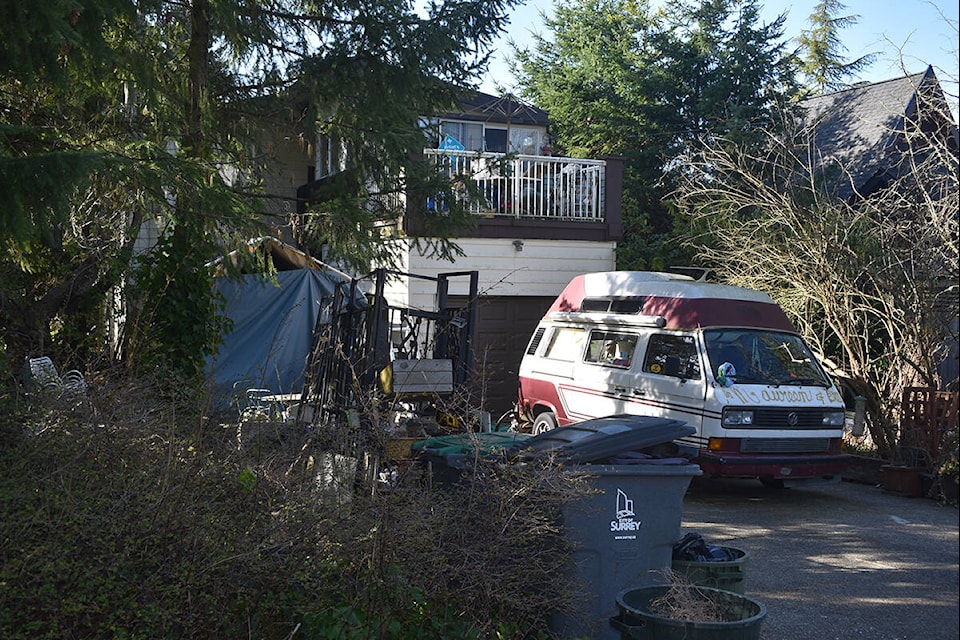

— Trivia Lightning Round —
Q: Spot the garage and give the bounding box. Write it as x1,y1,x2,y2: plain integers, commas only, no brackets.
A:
454,295,554,420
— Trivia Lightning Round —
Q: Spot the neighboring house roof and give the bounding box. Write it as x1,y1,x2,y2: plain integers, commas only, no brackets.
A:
799,66,958,202
435,89,550,127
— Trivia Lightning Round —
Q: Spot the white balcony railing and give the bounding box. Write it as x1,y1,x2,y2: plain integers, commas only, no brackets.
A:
423,149,606,221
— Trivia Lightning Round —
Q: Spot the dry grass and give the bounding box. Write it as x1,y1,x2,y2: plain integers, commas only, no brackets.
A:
648,570,732,623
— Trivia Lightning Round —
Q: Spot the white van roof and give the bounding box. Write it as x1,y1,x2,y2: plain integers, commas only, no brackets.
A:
546,271,797,332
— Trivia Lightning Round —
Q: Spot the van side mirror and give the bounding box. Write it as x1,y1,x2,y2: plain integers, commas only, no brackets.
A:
664,355,682,378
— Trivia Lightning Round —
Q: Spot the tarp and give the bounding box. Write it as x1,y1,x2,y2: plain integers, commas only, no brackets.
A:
207,268,347,407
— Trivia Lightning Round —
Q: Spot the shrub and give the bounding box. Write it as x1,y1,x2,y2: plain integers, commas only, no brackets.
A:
0,374,582,639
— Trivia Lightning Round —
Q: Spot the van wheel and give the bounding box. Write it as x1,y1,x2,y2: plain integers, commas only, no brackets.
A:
760,478,786,490
532,412,557,435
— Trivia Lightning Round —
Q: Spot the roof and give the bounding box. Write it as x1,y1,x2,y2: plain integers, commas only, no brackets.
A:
435,89,550,127
209,237,353,278
798,67,956,201
545,271,797,332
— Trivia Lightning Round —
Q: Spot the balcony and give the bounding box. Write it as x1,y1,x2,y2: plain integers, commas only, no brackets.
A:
415,149,623,243
295,149,624,243
424,149,607,219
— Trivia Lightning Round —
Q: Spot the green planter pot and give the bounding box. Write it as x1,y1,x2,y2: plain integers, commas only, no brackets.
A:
611,585,766,640
671,547,748,595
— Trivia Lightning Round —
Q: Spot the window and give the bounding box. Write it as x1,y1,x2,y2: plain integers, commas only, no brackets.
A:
439,121,484,151
581,297,646,314
543,327,585,362
703,329,830,386
317,133,343,178
584,331,637,368
484,127,508,153
509,127,542,155
643,334,701,379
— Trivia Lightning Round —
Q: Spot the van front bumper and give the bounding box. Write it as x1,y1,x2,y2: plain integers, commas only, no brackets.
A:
696,451,850,480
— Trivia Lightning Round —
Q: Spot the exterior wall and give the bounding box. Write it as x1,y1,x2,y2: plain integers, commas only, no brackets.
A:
261,136,313,231
378,237,617,414
379,245,412,310
401,237,617,303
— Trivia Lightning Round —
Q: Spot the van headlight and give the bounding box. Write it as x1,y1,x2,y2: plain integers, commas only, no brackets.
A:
822,411,846,426
722,409,754,427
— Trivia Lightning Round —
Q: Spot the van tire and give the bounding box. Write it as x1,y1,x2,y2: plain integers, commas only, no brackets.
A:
532,412,557,435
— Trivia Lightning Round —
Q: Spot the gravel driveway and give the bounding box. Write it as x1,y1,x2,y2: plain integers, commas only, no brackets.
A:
679,477,959,640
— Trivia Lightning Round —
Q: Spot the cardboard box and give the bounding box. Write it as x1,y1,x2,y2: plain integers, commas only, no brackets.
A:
380,359,453,395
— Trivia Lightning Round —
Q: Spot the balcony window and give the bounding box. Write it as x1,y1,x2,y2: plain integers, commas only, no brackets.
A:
317,134,343,178
509,127,542,155
439,121,483,152
484,127,508,153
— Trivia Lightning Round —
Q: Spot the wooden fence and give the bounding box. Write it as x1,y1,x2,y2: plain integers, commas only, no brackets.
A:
900,387,959,465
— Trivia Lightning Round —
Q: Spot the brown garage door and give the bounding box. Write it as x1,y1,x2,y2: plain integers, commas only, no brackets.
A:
453,295,554,421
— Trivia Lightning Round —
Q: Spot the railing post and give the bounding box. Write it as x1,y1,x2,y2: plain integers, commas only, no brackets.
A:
600,155,624,240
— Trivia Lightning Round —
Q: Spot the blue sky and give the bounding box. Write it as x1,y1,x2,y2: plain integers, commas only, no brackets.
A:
478,0,959,115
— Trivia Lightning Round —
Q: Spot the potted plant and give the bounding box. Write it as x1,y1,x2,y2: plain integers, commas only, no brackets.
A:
880,441,931,497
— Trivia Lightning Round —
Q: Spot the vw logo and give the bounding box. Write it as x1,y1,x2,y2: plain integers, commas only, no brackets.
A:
787,412,799,426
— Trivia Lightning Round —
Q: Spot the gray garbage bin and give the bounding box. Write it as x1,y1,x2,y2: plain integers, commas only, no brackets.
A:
549,462,702,640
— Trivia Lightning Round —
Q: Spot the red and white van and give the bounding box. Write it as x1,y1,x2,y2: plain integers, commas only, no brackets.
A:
517,271,849,486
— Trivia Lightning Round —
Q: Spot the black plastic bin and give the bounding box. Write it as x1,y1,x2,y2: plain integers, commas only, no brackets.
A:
672,547,749,595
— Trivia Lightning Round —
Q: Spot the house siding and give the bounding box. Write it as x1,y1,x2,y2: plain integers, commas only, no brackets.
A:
387,237,616,303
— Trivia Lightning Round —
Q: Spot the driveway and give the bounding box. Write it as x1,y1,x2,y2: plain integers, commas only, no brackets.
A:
679,478,959,640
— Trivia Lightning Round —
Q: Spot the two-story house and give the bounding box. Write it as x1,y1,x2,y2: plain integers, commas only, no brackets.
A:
264,90,625,417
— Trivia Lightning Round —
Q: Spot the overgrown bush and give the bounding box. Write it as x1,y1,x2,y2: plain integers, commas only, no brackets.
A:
0,377,319,638
0,374,583,639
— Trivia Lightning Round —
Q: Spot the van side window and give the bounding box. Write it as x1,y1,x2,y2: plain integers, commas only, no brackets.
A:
584,331,637,368
643,334,701,379
526,327,547,355
543,327,585,362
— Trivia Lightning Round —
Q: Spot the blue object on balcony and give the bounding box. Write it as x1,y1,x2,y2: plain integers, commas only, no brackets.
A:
439,134,464,150
426,194,449,211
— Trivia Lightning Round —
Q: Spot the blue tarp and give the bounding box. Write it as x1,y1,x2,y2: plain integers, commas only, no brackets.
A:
207,269,351,407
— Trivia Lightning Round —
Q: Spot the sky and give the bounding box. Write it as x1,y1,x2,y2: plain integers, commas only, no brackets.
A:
477,0,959,115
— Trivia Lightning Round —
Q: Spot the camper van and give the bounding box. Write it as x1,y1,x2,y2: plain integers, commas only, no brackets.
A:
517,271,849,486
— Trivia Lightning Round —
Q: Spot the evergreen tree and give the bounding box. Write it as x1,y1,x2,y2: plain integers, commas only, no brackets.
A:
797,0,875,93
513,0,652,158
0,0,520,378
512,0,798,270
648,0,797,155
514,0,683,269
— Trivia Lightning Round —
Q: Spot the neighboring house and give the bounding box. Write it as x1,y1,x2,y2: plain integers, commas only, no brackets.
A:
285,90,625,416
799,67,959,389
799,66,959,202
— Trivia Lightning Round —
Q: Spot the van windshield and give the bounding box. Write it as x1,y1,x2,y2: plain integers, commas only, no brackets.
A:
703,329,831,387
